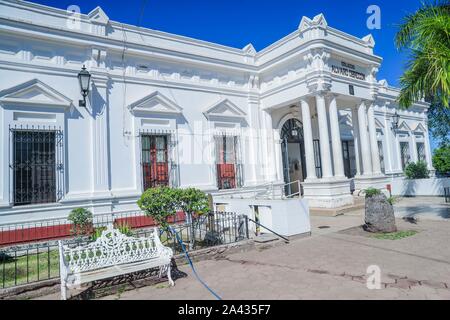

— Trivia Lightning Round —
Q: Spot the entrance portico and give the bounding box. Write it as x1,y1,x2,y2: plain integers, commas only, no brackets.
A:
267,90,388,208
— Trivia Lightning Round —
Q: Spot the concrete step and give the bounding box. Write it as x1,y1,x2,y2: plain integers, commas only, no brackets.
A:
310,197,365,217
253,233,280,243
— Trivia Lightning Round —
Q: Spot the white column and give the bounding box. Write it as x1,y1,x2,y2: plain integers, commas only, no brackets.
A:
424,126,434,170
328,94,345,178
351,107,361,176
358,101,373,175
300,98,317,180
383,114,393,174
90,76,111,195
367,103,382,174
315,94,333,178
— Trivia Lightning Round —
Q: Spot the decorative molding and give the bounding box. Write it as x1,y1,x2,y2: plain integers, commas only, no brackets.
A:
298,14,328,33
362,34,375,48
0,78,72,109
242,43,256,56
88,6,109,25
374,118,384,129
203,98,247,120
413,122,427,133
397,120,412,132
128,91,183,115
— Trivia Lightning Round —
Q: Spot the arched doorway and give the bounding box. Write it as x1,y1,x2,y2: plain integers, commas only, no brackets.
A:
280,118,307,196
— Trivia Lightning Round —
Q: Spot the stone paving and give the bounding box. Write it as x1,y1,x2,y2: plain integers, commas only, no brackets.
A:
96,213,450,300
37,198,450,300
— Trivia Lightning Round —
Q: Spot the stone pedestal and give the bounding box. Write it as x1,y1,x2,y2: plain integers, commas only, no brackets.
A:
302,178,353,208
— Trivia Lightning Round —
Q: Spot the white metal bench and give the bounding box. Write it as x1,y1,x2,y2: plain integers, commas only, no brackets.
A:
58,224,174,300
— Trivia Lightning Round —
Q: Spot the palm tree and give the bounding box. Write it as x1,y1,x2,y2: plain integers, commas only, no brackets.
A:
395,1,450,108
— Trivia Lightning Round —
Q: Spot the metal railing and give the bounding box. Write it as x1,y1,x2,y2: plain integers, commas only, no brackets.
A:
0,211,248,289
247,217,289,243
0,210,187,247
215,180,302,200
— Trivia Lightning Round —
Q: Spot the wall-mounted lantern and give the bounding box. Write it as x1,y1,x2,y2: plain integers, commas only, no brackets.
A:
77,65,91,107
391,111,400,131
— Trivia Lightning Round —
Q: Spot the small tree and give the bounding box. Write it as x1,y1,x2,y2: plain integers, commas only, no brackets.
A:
68,208,93,236
404,161,430,179
137,187,209,250
137,186,178,229
175,188,209,250
432,145,450,175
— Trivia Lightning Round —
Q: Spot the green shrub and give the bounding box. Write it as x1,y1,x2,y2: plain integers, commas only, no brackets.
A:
68,208,93,236
386,196,398,205
365,187,381,197
404,161,429,179
137,186,179,228
91,226,107,241
137,187,209,230
115,222,133,236
176,187,210,217
432,145,450,175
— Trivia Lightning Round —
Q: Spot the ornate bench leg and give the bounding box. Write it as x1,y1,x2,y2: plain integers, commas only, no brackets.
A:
60,279,67,300
167,263,174,286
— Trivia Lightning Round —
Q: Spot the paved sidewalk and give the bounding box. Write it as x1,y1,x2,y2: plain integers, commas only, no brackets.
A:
92,215,449,300
36,204,450,300
393,197,450,220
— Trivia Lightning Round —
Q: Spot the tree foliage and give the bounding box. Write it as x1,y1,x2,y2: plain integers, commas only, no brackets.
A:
137,186,178,228
428,101,450,146
432,144,450,174
395,1,450,108
137,187,210,229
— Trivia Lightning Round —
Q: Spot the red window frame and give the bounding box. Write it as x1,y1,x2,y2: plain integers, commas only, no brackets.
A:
216,136,237,190
142,135,169,190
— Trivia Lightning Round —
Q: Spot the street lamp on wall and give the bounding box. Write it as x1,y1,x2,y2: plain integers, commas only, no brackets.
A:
77,65,91,107
391,111,400,132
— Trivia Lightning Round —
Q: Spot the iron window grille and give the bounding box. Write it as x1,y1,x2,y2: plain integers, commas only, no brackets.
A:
139,129,179,191
214,134,243,190
9,126,64,206
416,142,426,163
377,140,385,174
140,134,169,190
400,141,411,170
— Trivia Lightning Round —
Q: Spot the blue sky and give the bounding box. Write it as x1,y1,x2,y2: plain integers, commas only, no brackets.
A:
30,0,424,86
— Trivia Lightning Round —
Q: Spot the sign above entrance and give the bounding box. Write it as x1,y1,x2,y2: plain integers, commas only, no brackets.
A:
331,61,366,81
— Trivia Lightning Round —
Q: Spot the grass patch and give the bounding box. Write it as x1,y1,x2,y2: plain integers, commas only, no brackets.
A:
373,230,418,240
0,249,60,288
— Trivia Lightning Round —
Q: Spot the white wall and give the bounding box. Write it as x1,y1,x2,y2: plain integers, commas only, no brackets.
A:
390,177,450,197
212,197,311,237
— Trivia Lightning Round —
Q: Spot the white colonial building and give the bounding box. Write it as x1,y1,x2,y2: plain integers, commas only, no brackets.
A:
0,0,433,225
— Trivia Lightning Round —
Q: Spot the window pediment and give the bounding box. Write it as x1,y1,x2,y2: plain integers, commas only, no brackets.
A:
0,79,72,109
128,91,183,115
413,123,426,133
203,98,246,120
397,120,411,132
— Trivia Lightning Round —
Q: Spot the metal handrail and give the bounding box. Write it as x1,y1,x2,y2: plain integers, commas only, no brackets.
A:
247,217,289,243
282,180,302,198
215,180,303,200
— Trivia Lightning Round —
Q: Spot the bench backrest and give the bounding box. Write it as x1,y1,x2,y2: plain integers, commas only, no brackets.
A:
60,225,165,273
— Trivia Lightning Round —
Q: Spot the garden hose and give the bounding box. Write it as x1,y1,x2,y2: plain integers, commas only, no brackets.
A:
167,226,222,300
